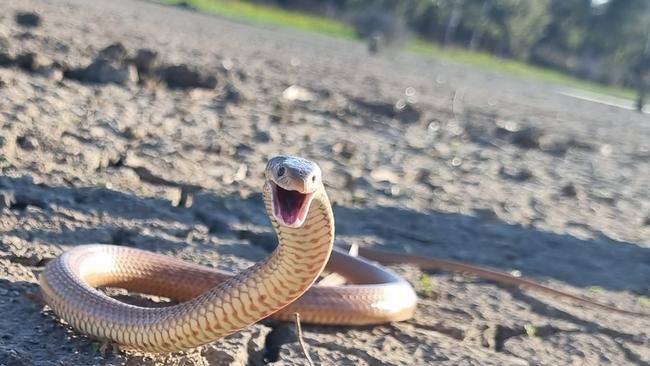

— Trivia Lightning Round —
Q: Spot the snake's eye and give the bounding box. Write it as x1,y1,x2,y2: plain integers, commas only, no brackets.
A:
312,175,316,182
277,166,286,177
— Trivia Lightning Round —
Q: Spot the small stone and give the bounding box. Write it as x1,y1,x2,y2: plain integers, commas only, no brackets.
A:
15,11,41,27
281,85,315,102
234,164,248,181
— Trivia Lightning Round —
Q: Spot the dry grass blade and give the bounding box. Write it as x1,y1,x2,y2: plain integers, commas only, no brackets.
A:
293,312,315,366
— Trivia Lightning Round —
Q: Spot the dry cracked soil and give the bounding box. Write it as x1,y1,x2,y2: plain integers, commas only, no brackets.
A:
0,0,650,365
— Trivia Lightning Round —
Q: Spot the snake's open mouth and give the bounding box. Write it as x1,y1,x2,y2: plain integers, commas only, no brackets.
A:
271,183,313,227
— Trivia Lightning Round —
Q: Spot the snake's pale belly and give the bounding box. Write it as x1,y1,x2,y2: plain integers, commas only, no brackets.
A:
39,182,417,352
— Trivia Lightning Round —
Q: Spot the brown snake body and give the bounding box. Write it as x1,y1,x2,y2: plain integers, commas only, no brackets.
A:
40,156,645,353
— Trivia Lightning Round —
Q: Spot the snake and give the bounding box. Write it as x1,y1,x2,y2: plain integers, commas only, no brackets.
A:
39,155,646,353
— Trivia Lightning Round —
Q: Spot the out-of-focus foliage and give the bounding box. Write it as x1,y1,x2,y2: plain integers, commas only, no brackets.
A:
252,0,650,88
584,0,650,84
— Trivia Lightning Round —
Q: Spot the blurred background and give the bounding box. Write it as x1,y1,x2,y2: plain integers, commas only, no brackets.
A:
0,0,649,365
165,0,650,111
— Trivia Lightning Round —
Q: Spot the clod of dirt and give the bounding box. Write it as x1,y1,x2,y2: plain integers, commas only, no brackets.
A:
393,99,422,123
15,135,39,150
220,82,249,105
129,48,159,75
540,135,596,156
509,126,543,149
14,11,41,27
464,322,523,351
254,131,271,143
560,183,579,198
162,64,217,89
122,126,146,140
352,97,422,123
14,52,50,72
65,57,138,85
62,42,137,84
405,168,431,184
97,42,128,63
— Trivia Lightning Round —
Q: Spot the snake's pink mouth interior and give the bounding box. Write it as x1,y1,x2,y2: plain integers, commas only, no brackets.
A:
272,183,312,227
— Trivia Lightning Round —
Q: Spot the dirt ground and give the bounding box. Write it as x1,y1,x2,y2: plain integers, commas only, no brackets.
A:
0,0,649,365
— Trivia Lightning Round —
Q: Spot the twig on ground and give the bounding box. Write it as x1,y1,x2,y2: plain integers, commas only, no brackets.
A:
293,312,315,366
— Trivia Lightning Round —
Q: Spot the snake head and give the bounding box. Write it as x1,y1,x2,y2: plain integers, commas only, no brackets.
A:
265,155,322,228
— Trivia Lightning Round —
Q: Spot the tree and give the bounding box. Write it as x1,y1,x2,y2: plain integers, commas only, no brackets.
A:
584,0,650,84
487,0,551,59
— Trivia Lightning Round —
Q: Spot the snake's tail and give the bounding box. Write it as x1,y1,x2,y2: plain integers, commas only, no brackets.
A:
353,246,650,318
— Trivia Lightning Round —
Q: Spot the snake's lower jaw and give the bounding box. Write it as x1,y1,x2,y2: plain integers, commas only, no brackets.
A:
271,183,314,228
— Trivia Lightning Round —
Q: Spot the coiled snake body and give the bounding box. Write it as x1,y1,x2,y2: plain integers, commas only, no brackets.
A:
40,156,415,352
39,155,645,352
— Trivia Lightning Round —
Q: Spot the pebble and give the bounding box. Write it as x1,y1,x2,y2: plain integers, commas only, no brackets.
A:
281,85,314,102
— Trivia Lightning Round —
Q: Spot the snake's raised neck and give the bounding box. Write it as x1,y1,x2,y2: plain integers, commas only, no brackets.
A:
39,155,335,352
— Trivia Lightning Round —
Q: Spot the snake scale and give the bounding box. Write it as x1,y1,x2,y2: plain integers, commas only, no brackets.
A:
39,155,645,353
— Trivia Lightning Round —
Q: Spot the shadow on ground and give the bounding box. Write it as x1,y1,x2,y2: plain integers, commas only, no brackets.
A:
1,175,648,294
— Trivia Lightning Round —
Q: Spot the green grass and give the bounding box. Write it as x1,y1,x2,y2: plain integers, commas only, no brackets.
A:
159,0,355,38
640,295,650,307
158,0,634,101
418,273,436,298
407,39,635,100
587,286,604,294
524,324,539,338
